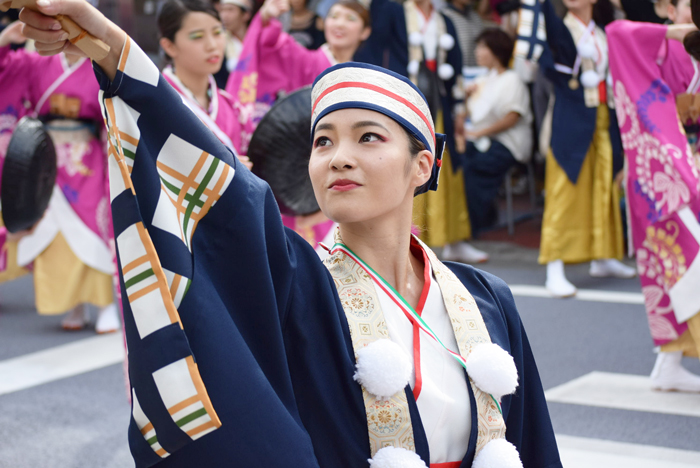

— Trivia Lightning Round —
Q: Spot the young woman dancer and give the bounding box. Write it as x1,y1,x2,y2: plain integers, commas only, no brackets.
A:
18,1,562,466
608,16,700,391
158,0,251,168
536,0,636,297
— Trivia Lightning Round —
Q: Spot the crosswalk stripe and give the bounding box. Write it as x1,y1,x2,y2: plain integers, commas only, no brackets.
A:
557,435,700,468
0,333,125,396
546,371,700,417
510,284,644,304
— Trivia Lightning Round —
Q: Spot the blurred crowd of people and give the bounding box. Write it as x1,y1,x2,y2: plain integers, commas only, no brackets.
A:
1,0,700,392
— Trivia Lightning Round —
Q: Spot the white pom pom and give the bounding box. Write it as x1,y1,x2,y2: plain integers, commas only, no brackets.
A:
577,40,597,60
407,60,420,76
438,63,455,80
439,33,455,51
472,439,523,468
580,70,601,88
368,446,428,468
354,339,412,400
409,31,424,47
466,343,518,399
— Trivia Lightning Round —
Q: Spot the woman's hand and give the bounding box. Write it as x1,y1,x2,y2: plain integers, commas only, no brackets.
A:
0,21,26,48
260,0,290,24
17,0,125,79
666,23,698,42
465,83,478,98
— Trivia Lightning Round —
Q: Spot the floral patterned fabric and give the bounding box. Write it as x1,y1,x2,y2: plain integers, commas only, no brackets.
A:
608,21,700,345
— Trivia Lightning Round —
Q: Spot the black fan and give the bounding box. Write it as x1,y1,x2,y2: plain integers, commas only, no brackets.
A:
1,117,57,233
247,87,319,216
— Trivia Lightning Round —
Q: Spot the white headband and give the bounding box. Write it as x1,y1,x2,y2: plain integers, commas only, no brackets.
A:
311,63,437,156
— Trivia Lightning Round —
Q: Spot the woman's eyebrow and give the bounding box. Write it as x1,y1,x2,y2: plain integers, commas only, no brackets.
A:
351,121,389,132
316,123,335,132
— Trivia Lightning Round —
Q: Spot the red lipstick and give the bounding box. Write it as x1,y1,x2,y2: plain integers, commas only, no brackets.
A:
330,179,361,191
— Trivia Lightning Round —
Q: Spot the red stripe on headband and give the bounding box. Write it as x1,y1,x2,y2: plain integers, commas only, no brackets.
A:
312,81,436,146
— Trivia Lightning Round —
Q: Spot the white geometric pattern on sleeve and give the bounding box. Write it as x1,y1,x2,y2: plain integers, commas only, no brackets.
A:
154,134,234,252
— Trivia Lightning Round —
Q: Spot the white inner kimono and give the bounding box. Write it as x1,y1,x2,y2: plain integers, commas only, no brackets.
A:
376,257,471,464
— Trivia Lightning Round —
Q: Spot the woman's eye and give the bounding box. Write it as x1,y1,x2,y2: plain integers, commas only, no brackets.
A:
214,28,223,35
189,33,204,40
360,133,382,143
315,136,332,148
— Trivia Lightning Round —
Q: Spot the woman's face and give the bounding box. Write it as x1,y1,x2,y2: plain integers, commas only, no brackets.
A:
308,108,433,224
669,0,693,24
163,12,225,76
474,41,497,69
324,4,370,51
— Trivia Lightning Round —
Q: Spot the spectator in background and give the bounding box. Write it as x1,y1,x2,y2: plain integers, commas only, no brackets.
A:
442,0,484,68
282,0,325,49
213,0,253,88
463,28,532,236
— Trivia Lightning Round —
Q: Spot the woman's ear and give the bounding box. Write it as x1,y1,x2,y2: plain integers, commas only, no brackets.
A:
160,37,177,60
414,149,434,188
361,26,372,42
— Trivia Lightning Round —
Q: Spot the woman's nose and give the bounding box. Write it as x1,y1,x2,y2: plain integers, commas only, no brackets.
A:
329,143,354,170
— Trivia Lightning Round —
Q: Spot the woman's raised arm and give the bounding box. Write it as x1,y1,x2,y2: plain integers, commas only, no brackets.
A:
18,3,324,466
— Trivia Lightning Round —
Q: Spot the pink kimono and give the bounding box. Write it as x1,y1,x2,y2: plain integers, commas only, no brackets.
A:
226,14,333,154
608,21,700,346
0,48,114,276
163,67,244,153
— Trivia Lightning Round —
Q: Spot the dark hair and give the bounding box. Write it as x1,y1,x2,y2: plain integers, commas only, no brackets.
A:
406,130,426,158
157,0,221,42
671,0,679,6
592,0,615,27
403,128,429,195
329,0,371,28
475,28,514,68
685,0,700,60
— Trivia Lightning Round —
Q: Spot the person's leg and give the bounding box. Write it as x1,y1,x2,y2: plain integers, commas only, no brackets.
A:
587,106,634,278
652,313,700,392
463,140,517,236
539,148,594,297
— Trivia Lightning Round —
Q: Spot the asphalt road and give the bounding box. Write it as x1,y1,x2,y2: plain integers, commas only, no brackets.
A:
0,251,698,467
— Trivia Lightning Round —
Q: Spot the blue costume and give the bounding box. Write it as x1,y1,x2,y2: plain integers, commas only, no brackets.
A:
538,0,624,182
97,38,562,468
357,0,465,166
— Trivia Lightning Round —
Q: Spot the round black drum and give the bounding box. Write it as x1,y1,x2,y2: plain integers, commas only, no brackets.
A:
247,87,319,216
1,117,57,233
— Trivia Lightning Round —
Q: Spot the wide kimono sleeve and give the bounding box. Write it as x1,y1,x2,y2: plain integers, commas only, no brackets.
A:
226,14,330,103
0,45,43,106
448,263,563,468
96,37,321,467
608,21,700,334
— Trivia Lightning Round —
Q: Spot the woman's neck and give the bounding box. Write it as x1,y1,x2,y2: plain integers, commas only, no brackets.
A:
570,7,593,25
415,0,433,17
494,63,506,74
338,202,425,308
173,66,210,109
329,44,357,63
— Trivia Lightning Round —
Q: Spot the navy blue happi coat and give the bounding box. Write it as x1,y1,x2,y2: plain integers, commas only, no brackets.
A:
96,37,562,468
